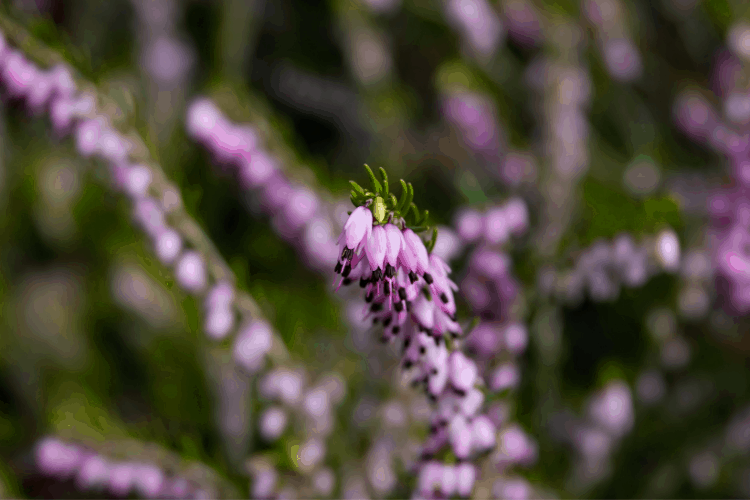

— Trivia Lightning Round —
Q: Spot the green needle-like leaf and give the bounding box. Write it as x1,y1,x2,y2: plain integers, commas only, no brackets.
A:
420,209,429,225
364,164,382,194
349,180,366,196
427,227,438,253
397,179,408,212
379,167,389,195
410,203,420,221
389,193,399,209
404,183,414,214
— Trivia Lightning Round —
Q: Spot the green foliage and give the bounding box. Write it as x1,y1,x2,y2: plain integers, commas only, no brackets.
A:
578,179,683,245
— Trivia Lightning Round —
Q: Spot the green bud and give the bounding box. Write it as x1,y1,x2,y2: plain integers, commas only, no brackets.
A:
372,196,387,223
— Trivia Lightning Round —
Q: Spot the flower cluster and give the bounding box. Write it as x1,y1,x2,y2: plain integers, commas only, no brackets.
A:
561,381,634,494
335,167,506,498
535,230,681,306
335,167,459,342
33,437,224,499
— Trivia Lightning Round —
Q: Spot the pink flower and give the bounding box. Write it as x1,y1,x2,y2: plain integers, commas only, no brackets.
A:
336,206,373,277
449,414,473,459
471,415,496,452
427,254,459,317
401,228,430,279
233,321,273,374
456,463,477,497
449,351,477,393
384,223,402,275
365,224,388,278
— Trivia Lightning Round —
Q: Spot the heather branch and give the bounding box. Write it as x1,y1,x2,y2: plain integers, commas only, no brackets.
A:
0,12,290,366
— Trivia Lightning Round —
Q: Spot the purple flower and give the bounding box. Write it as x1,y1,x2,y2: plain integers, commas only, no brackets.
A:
471,415,497,452
239,150,278,190
259,406,288,441
365,225,388,276
449,351,478,392
175,251,207,293
455,462,476,497
251,466,278,499
155,228,182,266
449,414,473,458
603,38,643,82
36,438,81,479
233,320,273,373
132,464,163,498
2,50,38,98
455,208,484,243
75,118,104,158
76,454,109,490
108,463,135,497
338,206,373,274
401,228,430,277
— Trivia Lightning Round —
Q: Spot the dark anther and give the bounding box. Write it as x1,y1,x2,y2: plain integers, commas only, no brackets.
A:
423,272,434,284
403,337,411,349
428,393,437,403
373,268,383,281
334,262,343,274
372,317,380,325
384,282,391,296
406,301,412,312
359,278,369,288
342,264,352,277
431,368,438,375
392,326,401,334
394,301,404,312
403,360,413,369
383,316,392,327
454,388,467,397
341,247,349,259
411,378,422,389
451,331,460,339
385,264,395,278
440,292,448,303
398,288,407,301
371,303,383,312
346,248,354,260
342,278,352,286
430,425,438,434
365,292,374,303
434,336,441,345
409,271,418,283
419,346,426,354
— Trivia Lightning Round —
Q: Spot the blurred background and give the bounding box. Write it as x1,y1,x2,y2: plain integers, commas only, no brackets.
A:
1,0,750,498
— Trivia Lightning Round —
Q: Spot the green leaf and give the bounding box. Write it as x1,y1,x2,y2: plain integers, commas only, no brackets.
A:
410,226,428,232
419,209,429,226
364,164,382,194
379,167,389,195
389,193,399,209
403,183,414,215
349,180,366,196
427,227,438,253
410,203,420,222
397,179,409,212
372,196,387,223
